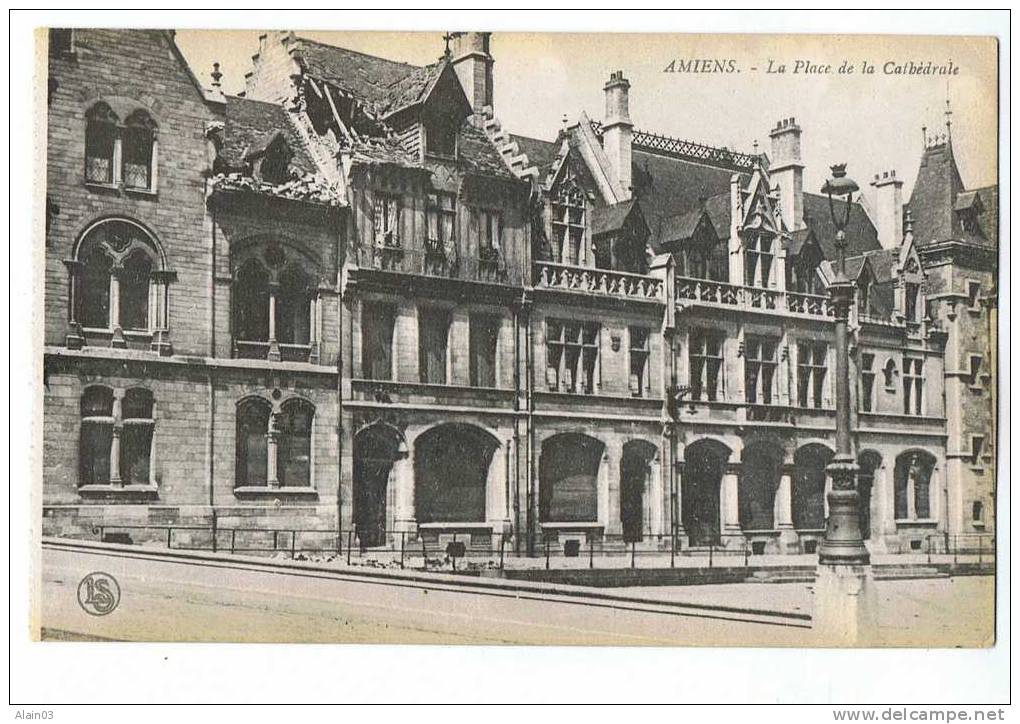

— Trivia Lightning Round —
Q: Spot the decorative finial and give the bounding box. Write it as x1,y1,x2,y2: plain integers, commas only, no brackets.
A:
945,97,953,142
442,32,453,58
752,138,759,153
904,208,914,235
211,62,222,89
922,124,927,148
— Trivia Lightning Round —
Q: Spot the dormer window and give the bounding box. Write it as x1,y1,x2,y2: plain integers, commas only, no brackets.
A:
905,281,921,322
425,117,458,158
246,133,292,185
744,232,775,288
552,176,586,265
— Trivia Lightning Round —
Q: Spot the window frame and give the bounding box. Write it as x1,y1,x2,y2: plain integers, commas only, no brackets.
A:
360,301,396,382
966,281,982,312
373,193,402,248
546,318,600,395
744,335,779,406
796,341,828,409
78,385,156,490
83,103,159,193
418,306,452,385
689,329,725,402
628,326,651,398
860,352,876,413
744,232,776,289
234,396,317,492
550,175,586,265
469,313,501,388
902,356,924,416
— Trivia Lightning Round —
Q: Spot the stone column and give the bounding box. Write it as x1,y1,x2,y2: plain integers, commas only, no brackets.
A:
267,283,281,361
392,449,416,535
63,260,85,349
110,267,125,348
150,269,175,356
721,462,742,536
603,437,622,535
486,439,512,534
649,455,663,538
598,442,613,532
266,413,280,487
308,294,321,364
776,463,797,551
109,392,123,484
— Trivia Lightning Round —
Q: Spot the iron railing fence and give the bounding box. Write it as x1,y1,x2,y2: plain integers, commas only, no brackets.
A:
83,523,998,574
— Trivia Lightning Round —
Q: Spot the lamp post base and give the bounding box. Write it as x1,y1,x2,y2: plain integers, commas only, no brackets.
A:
814,563,877,646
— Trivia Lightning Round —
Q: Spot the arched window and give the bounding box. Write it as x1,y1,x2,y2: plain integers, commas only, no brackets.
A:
71,219,167,341
231,245,319,361
122,110,157,190
415,424,498,523
79,245,113,329
894,451,935,520
276,265,312,345
120,388,154,485
79,386,114,485
119,250,153,331
740,442,783,531
792,444,833,530
235,398,271,487
79,385,156,488
278,400,314,487
85,103,118,185
84,103,158,191
539,433,603,522
233,260,271,343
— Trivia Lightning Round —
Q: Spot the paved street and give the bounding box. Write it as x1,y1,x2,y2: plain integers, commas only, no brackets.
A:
39,542,993,647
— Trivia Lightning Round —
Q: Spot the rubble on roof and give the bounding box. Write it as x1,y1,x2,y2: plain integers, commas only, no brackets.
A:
210,172,343,206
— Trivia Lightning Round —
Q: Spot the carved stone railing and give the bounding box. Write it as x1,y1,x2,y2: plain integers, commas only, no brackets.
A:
535,261,664,302
676,276,835,319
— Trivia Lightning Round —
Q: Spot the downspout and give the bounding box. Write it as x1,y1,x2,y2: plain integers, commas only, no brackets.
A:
336,208,346,548
208,191,217,516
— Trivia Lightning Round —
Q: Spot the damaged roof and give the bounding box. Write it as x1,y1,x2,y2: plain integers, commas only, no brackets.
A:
219,96,317,173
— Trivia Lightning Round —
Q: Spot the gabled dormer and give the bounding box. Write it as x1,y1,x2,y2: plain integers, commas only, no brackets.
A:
245,131,293,184
786,226,826,294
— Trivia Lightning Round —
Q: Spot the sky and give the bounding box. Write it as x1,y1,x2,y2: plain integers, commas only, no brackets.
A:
175,29,998,202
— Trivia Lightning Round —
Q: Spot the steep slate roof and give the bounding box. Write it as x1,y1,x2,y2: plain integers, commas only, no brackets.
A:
220,96,317,173
293,37,420,115
451,122,516,179
511,134,560,172
591,199,642,237
631,149,739,249
802,192,881,259
972,184,998,242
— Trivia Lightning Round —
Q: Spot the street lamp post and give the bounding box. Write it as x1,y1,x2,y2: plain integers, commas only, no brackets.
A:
818,164,871,566
814,164,874,644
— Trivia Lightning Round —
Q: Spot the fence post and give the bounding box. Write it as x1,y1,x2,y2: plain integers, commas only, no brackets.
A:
346,531,353,565
167,527,172,549
953,535,958,566
451,533,458,573
212,510,218,553
291,531,297,559
230,528,236,555
336,528,342,556
421,537,428,570
400,532,405,570
670,531,676,568
499,536,505,571
709,543,714,568
631,540,636,569
978,536,982,565
744,540,749,568
545,538,550,570
589,537,594,569
927,535,932,565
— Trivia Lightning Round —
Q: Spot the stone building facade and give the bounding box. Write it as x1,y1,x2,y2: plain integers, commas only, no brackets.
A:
41,28,998,556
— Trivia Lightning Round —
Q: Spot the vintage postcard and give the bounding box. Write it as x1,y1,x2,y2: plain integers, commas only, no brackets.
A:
33,22,999,660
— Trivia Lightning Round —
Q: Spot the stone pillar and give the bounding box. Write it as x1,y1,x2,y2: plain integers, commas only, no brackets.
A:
486,439,512,534
109,392,123,484
267,283,281,361
674,458,685,539
649,456,663,538
392,449,416,535
906,465,916,520
110,268,125,348
776,463,797,552
266,413,280,487
150,269,175,356
308,294,321,364
721,462,742,536
598,441,613,532
603,437,622,536
63,260,85,349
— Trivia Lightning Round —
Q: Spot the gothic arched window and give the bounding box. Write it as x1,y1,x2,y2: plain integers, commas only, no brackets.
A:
85,103,118,185
122,109,158,191
236,397,271,487
72,219,166,337
278,399,314,487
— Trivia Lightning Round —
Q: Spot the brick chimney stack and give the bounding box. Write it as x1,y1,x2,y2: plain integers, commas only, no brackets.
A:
870,170,904,249
603,70,633,198
769,117,805,230
449,32,493,119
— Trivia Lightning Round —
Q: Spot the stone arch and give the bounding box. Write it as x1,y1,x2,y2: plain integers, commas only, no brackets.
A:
539,432,605,523
353,422,405,547
620,439,658,543
740,440,785,531
414,423,500,524
857,449,883,539
682,438,732,546
894,449,937,520
793,443,834,530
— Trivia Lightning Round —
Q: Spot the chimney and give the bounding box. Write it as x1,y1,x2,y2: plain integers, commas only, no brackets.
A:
870,170,904,249
603,70,633,199
449,32,493,119
769,117,804,230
